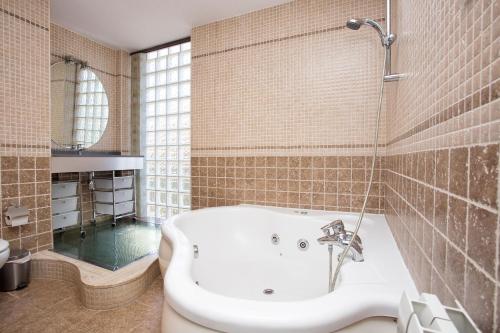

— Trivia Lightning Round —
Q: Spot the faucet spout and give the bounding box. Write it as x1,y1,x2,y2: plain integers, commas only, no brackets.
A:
317,220,364,262
71,143,85,155
320,219,345,236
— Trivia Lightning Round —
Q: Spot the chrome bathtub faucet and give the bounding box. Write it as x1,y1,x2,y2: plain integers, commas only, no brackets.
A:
317,220,364,262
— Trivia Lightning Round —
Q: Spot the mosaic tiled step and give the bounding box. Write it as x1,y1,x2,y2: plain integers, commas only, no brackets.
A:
31,250,160,310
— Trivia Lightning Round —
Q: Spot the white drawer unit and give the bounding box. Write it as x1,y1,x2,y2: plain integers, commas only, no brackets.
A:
94,176,133,190
53,211,79,229
90,170,137,226
52,182,78,199
95,189,133,203
51,179,84,235
52,196,78,214
96,200,134,216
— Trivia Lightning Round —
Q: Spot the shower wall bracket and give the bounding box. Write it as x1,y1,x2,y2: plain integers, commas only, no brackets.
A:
384,73,407,82
384,0,406,82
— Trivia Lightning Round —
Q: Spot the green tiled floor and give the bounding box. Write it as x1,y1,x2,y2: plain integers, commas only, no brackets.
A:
53,219,162,271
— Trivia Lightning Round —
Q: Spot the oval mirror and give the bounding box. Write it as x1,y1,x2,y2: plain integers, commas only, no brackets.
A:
51,61,109,149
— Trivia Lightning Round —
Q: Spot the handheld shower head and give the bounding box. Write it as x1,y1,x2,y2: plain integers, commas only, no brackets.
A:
346,18,362,30
346,18,395,47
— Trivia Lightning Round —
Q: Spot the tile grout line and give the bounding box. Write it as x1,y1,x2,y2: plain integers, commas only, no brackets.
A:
463,147,471,321
384,187,458,300
387,121,500,157
385,181,498,286
431,150,439,297
385,164,498,215
387,84,499,147
494,153,500,332
0,7,49,31
192,17,386,60
452,145,468,319
386,185,468,303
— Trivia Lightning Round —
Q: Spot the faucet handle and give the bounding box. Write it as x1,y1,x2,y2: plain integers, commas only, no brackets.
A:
320,223,331,235
321,219,345,235
331,220,345,233
345,231,362,242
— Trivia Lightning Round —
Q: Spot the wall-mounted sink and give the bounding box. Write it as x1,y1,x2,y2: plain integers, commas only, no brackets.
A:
51,154,144,173
51,150,122,157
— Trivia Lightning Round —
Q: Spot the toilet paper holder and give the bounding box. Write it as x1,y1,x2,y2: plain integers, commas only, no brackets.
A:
4,205,29,227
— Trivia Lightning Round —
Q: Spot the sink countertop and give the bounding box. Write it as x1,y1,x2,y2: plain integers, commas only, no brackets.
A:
51,155,144,173
51,149,142,157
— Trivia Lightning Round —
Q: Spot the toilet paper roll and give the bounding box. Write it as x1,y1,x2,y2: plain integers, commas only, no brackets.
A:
7,215,29,227
5,206,29,227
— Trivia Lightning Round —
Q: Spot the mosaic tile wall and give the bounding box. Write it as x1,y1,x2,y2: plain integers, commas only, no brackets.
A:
191,0,387,211
384,0,499,331
50,24,132,154
0,0,52,252
0,0,50,156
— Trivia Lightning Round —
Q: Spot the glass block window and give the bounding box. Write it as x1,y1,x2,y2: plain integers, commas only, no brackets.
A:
73,68,109,147
141,41,191,219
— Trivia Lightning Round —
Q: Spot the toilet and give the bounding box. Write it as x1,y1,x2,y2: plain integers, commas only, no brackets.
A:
0,239,10,270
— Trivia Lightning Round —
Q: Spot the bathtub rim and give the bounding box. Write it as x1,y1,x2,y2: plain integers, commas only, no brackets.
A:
161,205,417,333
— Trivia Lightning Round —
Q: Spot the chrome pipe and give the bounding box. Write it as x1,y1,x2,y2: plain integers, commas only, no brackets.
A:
385,49,391,76
386,0,391,39
328,244,333,292
383,0,406,82
385,0,392,76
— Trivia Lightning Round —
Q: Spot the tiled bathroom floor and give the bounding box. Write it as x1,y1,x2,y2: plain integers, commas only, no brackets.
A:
0,277,163,333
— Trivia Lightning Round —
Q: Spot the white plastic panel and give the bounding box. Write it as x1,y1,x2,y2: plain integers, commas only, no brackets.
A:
95,200,134,215
52,196,78,214
94,176,134,190
95,189,133,203
51,182,78,199
52,211,79,229
51,156,143,173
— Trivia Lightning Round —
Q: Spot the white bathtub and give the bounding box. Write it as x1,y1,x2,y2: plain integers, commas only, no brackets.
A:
159,205,417,333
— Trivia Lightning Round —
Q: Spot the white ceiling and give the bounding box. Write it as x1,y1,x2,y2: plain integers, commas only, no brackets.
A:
50,0,291,52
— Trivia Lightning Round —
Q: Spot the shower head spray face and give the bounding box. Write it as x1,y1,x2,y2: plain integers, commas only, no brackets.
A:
346,18,362,30
345,18,395,47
